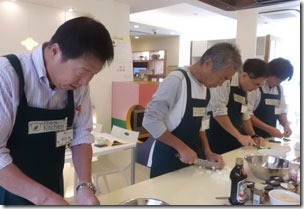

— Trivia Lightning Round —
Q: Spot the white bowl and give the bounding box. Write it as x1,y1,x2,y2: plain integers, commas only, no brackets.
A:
268,189,300,205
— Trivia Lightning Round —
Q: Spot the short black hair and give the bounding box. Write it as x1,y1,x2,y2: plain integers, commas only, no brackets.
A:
268,58,294,81
243,58,269,79
49,16,114,68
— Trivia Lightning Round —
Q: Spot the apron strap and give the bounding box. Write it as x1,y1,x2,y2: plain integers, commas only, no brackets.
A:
3,54,25,98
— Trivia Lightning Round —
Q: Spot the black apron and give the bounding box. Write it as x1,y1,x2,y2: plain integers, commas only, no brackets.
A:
253,86,281,138
150,69,210,178
0,54,74,205
206,85,246,154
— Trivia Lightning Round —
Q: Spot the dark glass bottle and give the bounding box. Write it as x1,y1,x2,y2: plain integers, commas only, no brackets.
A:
229,158,247,205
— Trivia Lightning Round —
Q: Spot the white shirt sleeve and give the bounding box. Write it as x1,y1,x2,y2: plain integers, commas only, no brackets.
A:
247,89,261,116
208,80,230,117
279,85,287,114
142,73,182,139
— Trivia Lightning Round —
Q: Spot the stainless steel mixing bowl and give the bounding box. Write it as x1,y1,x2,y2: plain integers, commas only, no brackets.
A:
244,154,290,180
119,198,169,205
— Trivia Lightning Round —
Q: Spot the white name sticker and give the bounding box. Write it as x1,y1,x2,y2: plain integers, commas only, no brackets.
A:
201,115,210,130
233,94,246,105
56,129,73,147
241,105,248,113
275,107,281,115
265,99,280,106
28,118,67,135
193,107,206,117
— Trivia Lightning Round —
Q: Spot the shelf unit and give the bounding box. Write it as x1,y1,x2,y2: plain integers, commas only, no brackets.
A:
132,50,166,76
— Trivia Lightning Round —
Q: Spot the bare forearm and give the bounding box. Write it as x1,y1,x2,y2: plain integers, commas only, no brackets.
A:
251,115,273,132
199,131,212,154
214,115,242,138
0,163,65,205
157,130,187,153
242,119,255,136
278,113,289,127
71,143,93,184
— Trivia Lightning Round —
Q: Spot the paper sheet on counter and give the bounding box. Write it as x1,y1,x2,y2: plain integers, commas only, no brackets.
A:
96,133,127,146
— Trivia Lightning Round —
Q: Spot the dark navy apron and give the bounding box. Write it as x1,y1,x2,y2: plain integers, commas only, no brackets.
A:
150,69,210,178
0,54,74,205
253,86,281,138
206,85,246,154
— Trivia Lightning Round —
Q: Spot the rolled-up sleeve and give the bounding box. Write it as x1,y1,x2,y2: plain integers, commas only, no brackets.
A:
247,89,261,116
143,75,182,139
69,86,95,147
242,110,251,121
279,85,287,114
209,80,230,117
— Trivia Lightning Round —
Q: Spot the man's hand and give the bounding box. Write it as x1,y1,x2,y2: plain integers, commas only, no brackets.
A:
253,136,265,147
205,152,225,170
75,187,100,205
283,125,292,138
238,134,257,147
176,146,198,165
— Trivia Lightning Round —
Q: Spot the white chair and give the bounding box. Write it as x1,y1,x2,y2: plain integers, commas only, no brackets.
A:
69,123,103,197
93,123,103,132
91,125,139,194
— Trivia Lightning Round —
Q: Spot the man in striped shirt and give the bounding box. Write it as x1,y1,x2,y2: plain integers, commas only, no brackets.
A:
0,16,113,205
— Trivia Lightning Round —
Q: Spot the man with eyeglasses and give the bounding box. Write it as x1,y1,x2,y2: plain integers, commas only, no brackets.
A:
247,58,294,138
205,58,269,154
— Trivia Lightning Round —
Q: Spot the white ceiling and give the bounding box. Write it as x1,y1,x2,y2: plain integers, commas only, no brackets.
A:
19,0,301,40
116,0,301,40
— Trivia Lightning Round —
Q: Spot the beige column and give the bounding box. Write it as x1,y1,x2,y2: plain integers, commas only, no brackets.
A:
235,9,258,62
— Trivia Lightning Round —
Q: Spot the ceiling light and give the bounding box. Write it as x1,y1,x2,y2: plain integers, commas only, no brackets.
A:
21,37,38,51
134,25,139,28
134,36,139,39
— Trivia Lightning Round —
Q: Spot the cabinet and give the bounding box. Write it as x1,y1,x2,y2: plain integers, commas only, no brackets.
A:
132,50,166,81
190,35,273,64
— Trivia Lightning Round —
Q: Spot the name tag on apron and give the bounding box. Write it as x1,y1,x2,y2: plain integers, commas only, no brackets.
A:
201,115,210,130
241,105,248,113
275,107,281,115
233,94,246,105
265,99,280,106
28,118,67,135
56,129,73,147
193,107,206,117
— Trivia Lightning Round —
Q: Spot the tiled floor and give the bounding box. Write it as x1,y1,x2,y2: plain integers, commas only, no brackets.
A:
63,161,151,200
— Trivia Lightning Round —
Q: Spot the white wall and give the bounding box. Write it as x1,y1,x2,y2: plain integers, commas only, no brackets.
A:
0,0,132,133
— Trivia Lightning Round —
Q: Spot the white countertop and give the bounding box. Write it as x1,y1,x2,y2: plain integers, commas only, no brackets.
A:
97,138,300,205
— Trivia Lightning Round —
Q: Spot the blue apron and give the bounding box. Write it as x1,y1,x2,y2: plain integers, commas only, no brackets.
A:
206,86,246,154
253,86,281,138
150,69,210,178
0,54,74,205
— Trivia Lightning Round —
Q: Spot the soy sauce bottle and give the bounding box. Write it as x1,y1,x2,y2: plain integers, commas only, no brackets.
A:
229,158,247,205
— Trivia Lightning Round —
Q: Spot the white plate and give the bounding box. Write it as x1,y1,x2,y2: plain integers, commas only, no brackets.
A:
257,149,286,158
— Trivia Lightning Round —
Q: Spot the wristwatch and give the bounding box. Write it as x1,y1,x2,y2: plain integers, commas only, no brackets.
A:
76,182,97,194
